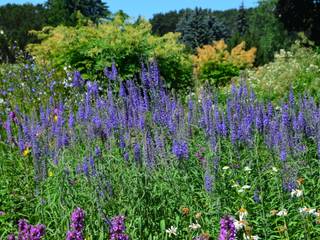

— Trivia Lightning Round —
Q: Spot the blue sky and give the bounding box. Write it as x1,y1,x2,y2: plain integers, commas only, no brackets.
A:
0,0,258,19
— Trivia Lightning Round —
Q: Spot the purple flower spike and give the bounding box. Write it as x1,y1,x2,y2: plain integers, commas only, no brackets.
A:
218,216,236,240
109,215,129,240
66,208,85,240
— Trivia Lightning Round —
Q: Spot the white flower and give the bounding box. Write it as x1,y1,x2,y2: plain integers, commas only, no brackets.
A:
299,207,316,215
189,222,201,230
291,189,303,198
271,167,278,172
233,219,246,230
0,98,4,104
241,185,251,190
222,166,230,170
63,66,68,71
166,226,177,236
276,209,288,216
0,30,4,35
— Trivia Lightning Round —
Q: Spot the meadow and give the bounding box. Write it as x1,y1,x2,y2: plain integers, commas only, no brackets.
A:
1,60,320,240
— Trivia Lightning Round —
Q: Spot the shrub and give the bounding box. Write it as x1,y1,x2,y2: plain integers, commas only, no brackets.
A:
193,39,256,87
246,40,320,101
27,16,193,92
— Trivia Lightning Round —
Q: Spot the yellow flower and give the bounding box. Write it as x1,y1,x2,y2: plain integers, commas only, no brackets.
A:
48,171,54,177
22,147,31,157
53,114,58,122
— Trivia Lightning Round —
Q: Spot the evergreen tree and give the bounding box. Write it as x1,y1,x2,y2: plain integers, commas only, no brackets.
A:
245,0,294,65
46,0,110,26
150,10,181,36
176,8,229,50
237,1,248,36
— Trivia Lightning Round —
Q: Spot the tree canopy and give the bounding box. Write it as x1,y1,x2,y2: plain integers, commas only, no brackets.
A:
176,8,229,50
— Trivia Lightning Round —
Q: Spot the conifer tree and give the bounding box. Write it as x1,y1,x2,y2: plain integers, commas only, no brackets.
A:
176,8,228,50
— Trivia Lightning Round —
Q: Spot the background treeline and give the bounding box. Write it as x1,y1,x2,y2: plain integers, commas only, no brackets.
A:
0,0,109,62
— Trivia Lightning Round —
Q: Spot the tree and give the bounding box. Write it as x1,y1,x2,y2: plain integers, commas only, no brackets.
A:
237,1,248,36
46,0,110,26
0,3,48,62
150,10,182,36
244,0,294,65
276,0,320,43
176,8,229,50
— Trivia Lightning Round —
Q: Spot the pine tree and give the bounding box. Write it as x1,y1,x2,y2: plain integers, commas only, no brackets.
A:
176,8,229,50
237,1,248,36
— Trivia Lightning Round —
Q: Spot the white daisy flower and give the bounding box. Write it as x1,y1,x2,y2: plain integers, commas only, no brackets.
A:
241,185,251,190
233,219,246,230
291,189,303,198
189,222,201,230
299,207,316,215
166,226,177,236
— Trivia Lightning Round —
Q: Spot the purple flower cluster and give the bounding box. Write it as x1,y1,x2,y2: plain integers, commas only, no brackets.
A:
218,216,236,240
7,219,45,240
3,62,320,196
66,208,85,240
109,215,129,240
172,139,189,159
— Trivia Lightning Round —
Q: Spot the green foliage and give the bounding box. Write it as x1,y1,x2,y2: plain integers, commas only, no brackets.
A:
176,8,229,50
244,0,295,65
246,41,320,101
27,17,193,92
236,2,248,36
46,0,110,26
198,61,240,87
2,116,320,239
150,10,185,36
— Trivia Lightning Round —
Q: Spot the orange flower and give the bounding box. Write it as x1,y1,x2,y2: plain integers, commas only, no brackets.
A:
182,207,190,216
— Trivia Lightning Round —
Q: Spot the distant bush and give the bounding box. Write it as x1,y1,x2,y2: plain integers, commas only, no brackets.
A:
193,39,256,87
27,15,193,92
246,41,320,101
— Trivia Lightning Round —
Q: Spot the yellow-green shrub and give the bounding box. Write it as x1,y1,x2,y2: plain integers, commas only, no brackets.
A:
27,16,193,91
